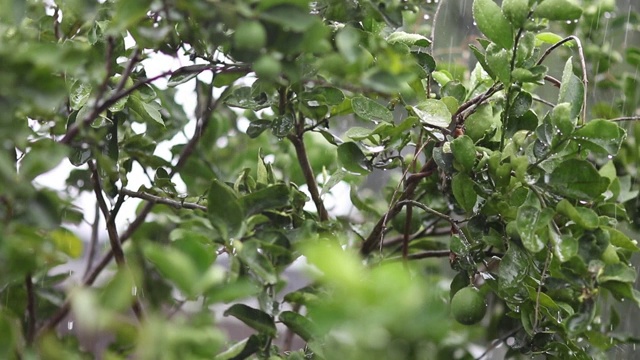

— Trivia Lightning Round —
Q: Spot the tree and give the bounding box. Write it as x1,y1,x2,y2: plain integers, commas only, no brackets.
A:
1,0,640,358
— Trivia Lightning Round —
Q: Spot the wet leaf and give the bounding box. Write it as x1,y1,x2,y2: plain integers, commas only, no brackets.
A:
547,159,609,200
207,179,245,239
337,142,371,175
502,0,529,27
573,119,625,156
279,311,318,341
473,0,514,50
534,0,583,21
451,173,476,212
387,31,431,47
224,304,277,336
351,96,393,123
558,58,584,121
167,64,209,87
451,135,476,173
409,99,451,128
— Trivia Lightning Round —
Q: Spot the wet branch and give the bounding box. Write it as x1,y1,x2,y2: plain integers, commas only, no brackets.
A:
120,188,207,211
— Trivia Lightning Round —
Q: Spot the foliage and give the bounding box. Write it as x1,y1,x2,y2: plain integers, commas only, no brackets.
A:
1,0,640,359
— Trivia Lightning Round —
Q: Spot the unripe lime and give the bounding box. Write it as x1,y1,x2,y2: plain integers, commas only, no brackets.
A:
450,286,487,325
234,21,266,50
602,244,620,265
253,54,281,80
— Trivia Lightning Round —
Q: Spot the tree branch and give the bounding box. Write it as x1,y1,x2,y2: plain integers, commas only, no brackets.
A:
121,188,207,211
88,160,125,266
360,159,437,255
25,273,36,345
287,133,329,221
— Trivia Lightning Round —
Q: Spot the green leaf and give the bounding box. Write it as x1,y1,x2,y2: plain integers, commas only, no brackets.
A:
535,32,573,47
335,26,361,63
19,139,68,180
223,304,277,336
473,0,514,50
237,240,278,285
451,173,477,212
486,43,511,84
573,119,625,156
337,142,371,175
534,0,583,21
604,227,639,252
49,228,83,258
128,95,165,126
502,0,529,27
260,4,317,32
144,243,198,296
550,230,578,262
498,243,529,297
207,179,245,239
451,135,476,173
112,0,152,31
408,99,452,128
240,184,290,216
69,81,92,110
598,263,637,283
547,159,609,200
167,65,209,87
351,96,393,123
558,58,584,121
516,206,547,253
601,281,640,306
556,199,599,230
387,31,431,47
279,311,318,341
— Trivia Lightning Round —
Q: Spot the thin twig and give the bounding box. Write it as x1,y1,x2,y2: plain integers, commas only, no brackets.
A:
88,160,125,266
610,116,640,122
533,246,552,331
25,273,36,345
360,158,437,255
474,326,523,360
532,96,555,108
120,188,207,211
386,250,450,262
83,201,101,279
535,36,588,124
395,200,470,246
429,0,446,50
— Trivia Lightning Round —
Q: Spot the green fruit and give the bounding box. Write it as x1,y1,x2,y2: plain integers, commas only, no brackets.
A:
602,244,620,264
451,286,487,325
253,55,281,80
234,21,267,50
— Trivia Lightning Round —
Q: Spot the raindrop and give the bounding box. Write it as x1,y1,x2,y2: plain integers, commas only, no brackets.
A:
131,286,137,296
67,321,74,330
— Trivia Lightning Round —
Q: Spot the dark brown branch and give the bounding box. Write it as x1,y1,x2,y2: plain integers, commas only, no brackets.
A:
121,188,207,211
83,201,101,278
394,250,450,261
287,133,329,221
610,116,640,122
361,159,437,255
88,160,125,266
25,273,36,345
